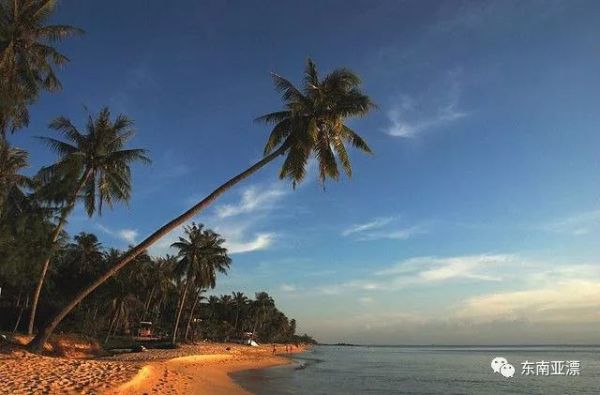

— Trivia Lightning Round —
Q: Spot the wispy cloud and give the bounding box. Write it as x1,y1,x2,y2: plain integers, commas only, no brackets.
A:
215,184,287,218
342,216,427,241
540,209,600,236
385,73,468,138
225,232,273,254
355,226,427,241
316,254,516,295
457,279,600,323
280,283,298,292
342,217,394,236
149,182,288,256
97,224,138,244
376,254,512,283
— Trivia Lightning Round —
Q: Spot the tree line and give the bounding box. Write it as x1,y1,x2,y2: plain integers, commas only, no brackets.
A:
1,0,372,351
0,225,314,344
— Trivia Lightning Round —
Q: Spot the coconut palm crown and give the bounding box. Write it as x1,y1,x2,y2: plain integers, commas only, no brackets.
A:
0,0,83,136
257,58,374,187
37,107,151,216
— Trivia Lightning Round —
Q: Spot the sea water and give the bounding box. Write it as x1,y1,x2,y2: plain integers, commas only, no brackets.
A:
232,345,600,394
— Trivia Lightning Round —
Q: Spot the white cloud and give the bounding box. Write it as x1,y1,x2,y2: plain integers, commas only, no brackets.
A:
355,225,427,241
149,182,289,256
215,184,287,218
457,279,600,323
280,283,298,292
541,210,600,236
117,229,138,244
97,224,138,245
385,73,468,138
315,254,516,296
225,232,273,254
342,217,394,236
377,254,513,283
342,216,427,241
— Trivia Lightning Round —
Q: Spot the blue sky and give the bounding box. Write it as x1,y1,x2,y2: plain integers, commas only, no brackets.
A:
10,0,600,344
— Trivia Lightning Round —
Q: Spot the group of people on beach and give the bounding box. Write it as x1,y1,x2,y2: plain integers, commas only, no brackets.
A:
272,343,299,354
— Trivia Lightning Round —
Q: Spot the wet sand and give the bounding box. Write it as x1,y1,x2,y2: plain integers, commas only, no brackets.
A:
0,342,306,395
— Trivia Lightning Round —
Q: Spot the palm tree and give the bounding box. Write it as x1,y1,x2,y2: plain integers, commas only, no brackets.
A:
26,107,150,334
0,139,30,211
66,233,105,269
28,59,374,352
183,288,206,342
170,223,230,344
0,0,83,137
141,256,174,321
252,292,275,340
232,291,248,336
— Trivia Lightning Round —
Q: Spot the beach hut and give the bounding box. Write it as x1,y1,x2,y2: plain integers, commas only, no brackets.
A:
242,331,259,346
137,321,153,337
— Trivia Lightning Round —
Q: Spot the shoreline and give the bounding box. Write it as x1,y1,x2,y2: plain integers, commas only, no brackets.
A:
111,345,304,395
0,342,307,395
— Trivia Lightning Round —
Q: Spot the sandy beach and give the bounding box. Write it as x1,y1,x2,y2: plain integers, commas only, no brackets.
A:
0,341,306,395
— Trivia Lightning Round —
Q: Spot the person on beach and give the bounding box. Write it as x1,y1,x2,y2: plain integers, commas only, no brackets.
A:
272,345,276,354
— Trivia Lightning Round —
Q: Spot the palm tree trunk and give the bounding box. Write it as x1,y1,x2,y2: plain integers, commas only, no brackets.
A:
184,291,201,342
234,308,239,336
172,281,189,344
104,304,119,344
12,293,28,333
27,169,92,335
142,285,156,321
28,146,287,352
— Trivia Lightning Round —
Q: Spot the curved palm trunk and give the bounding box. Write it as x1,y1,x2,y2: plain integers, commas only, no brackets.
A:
172,281,189,344
28,146,286,352
27,170,92,335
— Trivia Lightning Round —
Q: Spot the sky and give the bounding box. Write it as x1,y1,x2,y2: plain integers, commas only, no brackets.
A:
9,0,600,344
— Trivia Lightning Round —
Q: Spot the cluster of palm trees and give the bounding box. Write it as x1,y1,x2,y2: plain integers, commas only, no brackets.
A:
1,0,373,352
0,223,314,345
202,291,316,344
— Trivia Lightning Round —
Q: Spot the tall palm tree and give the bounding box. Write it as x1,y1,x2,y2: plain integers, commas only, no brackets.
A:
252,291,275,339
26,107,150,334
170,223,230,344
232,291,248,335
183,288,206,342
0,0,83,137
28,59,374,352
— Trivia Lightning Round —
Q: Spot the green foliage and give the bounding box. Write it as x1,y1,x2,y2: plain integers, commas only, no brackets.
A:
257,58,375,187
36,107,151,216
198,291,303,343
0,225,314,344
0,0,83,136
171,223,231,290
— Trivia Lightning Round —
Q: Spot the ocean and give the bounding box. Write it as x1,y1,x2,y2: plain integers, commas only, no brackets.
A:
233,345,600,394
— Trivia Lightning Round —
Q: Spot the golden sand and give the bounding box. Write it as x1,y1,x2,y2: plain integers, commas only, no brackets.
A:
0,342,306,395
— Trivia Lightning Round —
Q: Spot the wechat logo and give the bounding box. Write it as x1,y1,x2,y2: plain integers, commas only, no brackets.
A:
491,357,515,378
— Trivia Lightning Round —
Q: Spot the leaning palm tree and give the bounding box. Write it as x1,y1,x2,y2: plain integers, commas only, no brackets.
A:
0,0,83,137
170,223,231,344
26,107,150,334
28,59,374,352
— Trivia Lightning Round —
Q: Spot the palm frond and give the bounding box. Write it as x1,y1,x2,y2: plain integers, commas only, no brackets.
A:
36,136,78,156
263,120,290,155
270,73,305,103
341,125,373,154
